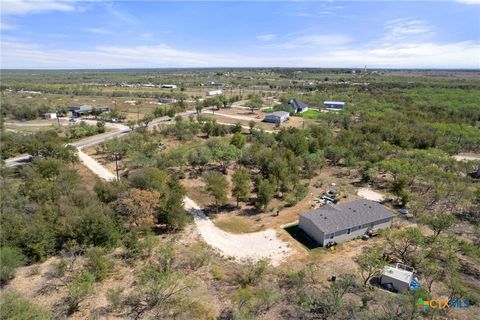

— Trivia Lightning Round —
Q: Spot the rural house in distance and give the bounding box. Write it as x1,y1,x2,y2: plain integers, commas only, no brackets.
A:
288,98,309,113
324,101,345,110
299,199,394,246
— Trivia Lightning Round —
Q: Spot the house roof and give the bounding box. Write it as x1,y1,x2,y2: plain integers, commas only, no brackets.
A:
381,265,414,283
267,111,290,118
324,101,345,105
300,199,394,234
288,99,309,111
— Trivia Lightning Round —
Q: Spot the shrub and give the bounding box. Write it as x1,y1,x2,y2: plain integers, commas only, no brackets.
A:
0,293,52,320
65,272,95,314
236,259,269,287
85,247,114,281
106,287,124,311
0,247,26,285
70,208,121,249
123,231,158,262
211,265,225,281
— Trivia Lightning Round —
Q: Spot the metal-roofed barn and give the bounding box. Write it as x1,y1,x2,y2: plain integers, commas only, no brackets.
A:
299,199,394,246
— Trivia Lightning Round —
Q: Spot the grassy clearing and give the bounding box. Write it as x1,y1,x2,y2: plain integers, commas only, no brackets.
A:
213,215,263,234
298,109,321,119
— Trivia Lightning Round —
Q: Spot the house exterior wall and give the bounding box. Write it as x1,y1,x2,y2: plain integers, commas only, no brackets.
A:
324,103,344,109
380,274,411,292
297,106,308,113
300,217,393,246
299,215,325,244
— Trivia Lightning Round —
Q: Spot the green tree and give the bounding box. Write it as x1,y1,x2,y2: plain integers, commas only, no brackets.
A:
129,167,168,195
203,172,228,214
421,213,457,242
232,168,251,207
230,132,246,149
255,180,274,212
354,246,387,286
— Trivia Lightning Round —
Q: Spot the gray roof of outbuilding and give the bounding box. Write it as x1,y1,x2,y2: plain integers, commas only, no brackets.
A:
300,199,394,234
267,111,290,117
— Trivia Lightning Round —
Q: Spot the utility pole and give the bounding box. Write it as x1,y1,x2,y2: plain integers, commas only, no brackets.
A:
115,153,119,180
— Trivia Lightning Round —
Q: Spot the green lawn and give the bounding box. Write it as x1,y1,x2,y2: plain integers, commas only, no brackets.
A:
298,109,321,119
213,215,263,234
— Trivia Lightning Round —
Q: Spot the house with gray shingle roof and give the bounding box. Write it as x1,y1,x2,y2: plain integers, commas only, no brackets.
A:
299,199,394,246
288,99,309,113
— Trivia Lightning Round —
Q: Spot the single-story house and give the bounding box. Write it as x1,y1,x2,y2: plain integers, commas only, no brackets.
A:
288,99,309,113
158,97,177,103
41,112,57,119
264,111,290,124
380,264,416,292
94,106,110,113
206,90,223,96
161,84,177,89
324,101,345,110
299,199,394,246
69,105,93,117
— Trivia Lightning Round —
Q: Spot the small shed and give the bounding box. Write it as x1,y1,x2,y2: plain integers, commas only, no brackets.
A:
324,101,345,110
161,84,177,89
207,90,223,96
380,264,415,292
264,111,290,123
41,112,57,119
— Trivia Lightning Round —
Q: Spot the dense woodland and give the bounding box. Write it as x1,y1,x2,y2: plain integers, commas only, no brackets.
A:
0,69,479,319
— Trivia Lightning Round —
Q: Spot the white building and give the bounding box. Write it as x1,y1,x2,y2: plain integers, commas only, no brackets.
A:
380,264,416,292
206,90,223,96
161,84,178,89
41,112,57,119
324,101,345,110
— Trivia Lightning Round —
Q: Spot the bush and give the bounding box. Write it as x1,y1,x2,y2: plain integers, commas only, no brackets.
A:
69,208,121,249
106,287,124,311
210,265,225,280
94,180,127,203
0,247,26,285
0,293,52,320
85,247,114,281
236,259,269,287
65,272,95,314
123,231,158,262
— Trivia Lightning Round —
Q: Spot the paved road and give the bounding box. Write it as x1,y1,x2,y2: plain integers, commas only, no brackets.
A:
3,120,130,168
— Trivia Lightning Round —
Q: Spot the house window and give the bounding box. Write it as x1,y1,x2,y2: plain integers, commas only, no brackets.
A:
347,228,351,235
330,233,334,239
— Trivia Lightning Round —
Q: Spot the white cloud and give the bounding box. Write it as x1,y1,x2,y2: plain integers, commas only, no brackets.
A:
2,38,478,69
0,21,17,30
0,0,77,16
268,34,353,49
84,28,110,35
455,0,480,4
383,19,434,43
256,33,276,41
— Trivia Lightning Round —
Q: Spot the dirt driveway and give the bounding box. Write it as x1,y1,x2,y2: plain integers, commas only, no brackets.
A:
183,197,292,266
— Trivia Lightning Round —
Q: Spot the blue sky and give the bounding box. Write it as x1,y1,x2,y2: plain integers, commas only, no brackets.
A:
1,0,479,69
